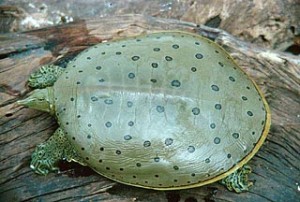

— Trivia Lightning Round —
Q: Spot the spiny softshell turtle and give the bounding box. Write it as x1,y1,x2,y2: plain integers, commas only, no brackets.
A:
17,31,271,193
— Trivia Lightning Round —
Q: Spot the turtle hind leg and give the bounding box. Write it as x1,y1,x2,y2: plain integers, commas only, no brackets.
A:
28,65,64,89
220,165,253,193
30,128,85,175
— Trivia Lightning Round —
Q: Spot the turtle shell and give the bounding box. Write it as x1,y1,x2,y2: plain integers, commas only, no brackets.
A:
53,31,271,190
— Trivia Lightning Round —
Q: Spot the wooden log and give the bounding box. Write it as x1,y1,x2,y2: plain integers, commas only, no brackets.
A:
0,14,299,202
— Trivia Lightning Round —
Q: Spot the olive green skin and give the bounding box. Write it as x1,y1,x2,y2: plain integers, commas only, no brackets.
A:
50,31,270,190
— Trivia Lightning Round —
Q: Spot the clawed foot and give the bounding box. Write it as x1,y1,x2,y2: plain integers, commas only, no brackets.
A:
30,128,85,175
28,65,64,88
220,165,253,193
30,144,59,175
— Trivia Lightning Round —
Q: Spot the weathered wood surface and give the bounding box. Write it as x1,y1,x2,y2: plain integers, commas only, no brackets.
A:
0,14,299,202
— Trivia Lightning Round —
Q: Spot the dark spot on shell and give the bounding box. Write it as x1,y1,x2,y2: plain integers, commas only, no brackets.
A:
99,159,102,163
128,72,135,79
100,147,104,151
229,76,235,82
143,140,151,147
88,123,92,127
171,80,181,87
172,44,179,49
101,52,105,55
173,166,179,170
121,44,126,47
124,135,132,140
91,96,98,102
195,53,203,59
261,120,265,125
247,111,254,116
227,154,232,158
214,137,221,144
85,157,89,160
191,173,196,177
211,85,219,91
127,101,133,107
120,168,124,171
76,81,81,84
116,150,121,155
105,121,112,128
155,174,159,178
136,163,141,167
78,70,83,73
156,105,165,113
215,104,222,110
192,107,200,115
215,50,219,53
132,56,140,61
232,133,240,139
195,42,200,45
205,158,210,163
87,57,91,60
99,78,105,82
72,137,75,140
128,121,134,126
104,99,113,104
106,167,110,170
252,131,256,135
70,97,74,101
151,63,158,68
81,147,85,151
246,86,250,90
165,56,173,61
116,51,121,55
165,138,173,146
133,175,136,178
218,62,224,67
187,146,195,153
154,157,160,162
242,96,248,101
87,135,91,139
96,66,102,70
191,67,197,72
150,79,157,83
66,122,69,125
174,179,178,182
210,123,216,129
153,48,160,52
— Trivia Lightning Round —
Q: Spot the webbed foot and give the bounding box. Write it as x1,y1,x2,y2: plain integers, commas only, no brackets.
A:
220,165,253,193
28,64,64,89
31,128,85,175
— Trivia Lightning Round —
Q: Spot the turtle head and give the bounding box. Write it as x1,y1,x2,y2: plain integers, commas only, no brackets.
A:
17,87,55,115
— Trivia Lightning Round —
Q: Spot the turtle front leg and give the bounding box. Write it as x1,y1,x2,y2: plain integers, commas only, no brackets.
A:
220,165,253,193
30,128,85,175
28,64,64,89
